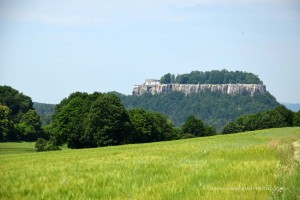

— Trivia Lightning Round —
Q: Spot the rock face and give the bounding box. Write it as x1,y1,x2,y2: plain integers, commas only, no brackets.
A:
133,80,266,96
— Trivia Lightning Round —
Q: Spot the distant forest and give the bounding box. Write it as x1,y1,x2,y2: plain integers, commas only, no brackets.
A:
117,91,279,132
33,102,55,125
160,69,263,84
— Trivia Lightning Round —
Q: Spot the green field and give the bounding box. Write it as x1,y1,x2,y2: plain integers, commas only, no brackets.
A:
1,127,300,199
0,142,36,155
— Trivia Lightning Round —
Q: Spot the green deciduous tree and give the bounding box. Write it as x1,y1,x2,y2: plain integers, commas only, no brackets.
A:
274,105,294,126
16,109,44,141
0,104,14,141
51,92,100,148
84,94,133,147
182,116,205,137
222,122,243,134
128,109,177,143
0,85,33,122
160,73,172,84
293,111,300,126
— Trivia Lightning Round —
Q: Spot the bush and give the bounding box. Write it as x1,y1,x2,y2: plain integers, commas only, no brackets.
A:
35,138,47,152
35,138,60,152
46,142,61,151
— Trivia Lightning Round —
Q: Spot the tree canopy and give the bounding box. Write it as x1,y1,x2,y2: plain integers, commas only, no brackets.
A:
84,94,132,147
181,116,216,137
160,70,262,84
0,85,44,141
128,108,178,143
222,106,297,134
0,85,33,122
118,90,279,132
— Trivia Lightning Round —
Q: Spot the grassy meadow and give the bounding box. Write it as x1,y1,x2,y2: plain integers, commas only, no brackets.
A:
1,127,300,199
0,142,36,155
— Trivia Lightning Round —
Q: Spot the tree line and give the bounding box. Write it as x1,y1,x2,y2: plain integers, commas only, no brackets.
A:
222,105,300,134
50,91,216,149
2,85,299,151
0,86,216,149
160,69,262,84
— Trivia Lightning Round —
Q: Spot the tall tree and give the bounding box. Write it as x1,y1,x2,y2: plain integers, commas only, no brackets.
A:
84,94,132,147
128,109,177,143
0,105,14,141
182,116,206,137
15,110,44,141
0,85,33,122
51,92,99,147
293,110,300,126
160,73,172,84
274,105,294,126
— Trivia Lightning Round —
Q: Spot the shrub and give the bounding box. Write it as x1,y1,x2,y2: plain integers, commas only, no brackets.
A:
35,138,47,152
35,138,61,152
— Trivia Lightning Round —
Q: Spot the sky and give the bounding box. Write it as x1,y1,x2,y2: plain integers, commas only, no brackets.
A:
0,0,300,104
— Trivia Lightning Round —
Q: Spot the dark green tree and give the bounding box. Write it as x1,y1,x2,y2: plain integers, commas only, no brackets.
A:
274,105,294,126
294,110,300,126
0,85,33,122
15,109,44,141
51,92,98,148
204,125,217,136
128,109,177,143
160,73,172,84
222,121,243,134
181,116,206,137
84,94,133,147
0,104,14,141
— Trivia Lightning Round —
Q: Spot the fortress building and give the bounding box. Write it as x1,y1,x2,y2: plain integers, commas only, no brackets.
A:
133,79,266,97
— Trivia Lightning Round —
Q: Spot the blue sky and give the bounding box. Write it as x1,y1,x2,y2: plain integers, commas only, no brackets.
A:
0,0,300,104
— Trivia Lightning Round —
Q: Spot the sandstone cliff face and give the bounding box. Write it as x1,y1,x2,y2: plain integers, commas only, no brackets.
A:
133,83,266,96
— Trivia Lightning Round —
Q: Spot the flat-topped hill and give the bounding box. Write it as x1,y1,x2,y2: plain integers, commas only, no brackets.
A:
133,70,266,96
133,81,266,96
120,70,279,130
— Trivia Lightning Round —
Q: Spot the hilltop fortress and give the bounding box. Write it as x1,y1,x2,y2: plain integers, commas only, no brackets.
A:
133,79,266,96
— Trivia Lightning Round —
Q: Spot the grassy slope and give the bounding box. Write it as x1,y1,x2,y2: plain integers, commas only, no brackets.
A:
0,142,36,155
1,127,300,200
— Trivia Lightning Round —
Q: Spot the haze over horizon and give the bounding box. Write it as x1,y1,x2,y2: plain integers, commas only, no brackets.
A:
0,0,299,104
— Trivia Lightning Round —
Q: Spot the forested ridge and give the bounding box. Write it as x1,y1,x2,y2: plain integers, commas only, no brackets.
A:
118,91,279,131
119,70,277,131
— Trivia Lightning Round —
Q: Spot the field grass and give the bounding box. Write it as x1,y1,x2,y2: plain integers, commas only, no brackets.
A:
0,142,36,155
1,127,300,199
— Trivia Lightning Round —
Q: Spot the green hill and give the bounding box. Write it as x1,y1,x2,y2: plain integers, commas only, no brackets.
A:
118,70,279,131
118,91,279,132
1,127,300,199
